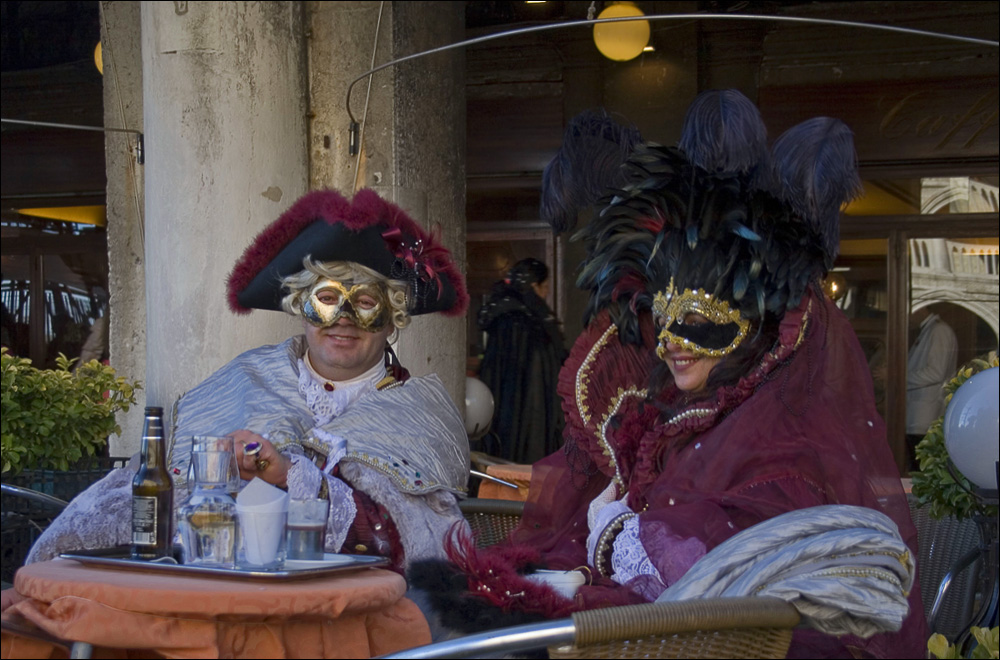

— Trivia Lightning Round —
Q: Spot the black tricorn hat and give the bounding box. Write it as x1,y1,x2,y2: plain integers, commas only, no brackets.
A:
227,188,468,317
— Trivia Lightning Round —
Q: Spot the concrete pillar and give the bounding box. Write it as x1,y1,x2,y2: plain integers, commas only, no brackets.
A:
101,1,147,455
308,2,467,410
139,1,308,453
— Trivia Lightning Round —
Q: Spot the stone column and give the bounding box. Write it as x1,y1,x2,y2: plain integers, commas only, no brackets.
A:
308,2,467,410
139,1,308,453
101,1,146,454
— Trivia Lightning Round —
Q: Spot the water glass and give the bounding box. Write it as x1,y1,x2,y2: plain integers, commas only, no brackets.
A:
192,435,241,494
286,498,329,560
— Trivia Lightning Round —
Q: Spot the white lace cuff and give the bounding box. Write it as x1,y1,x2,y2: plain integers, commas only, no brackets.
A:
587,480,619,532
285,453,323,499
586,499,633,567
610,515,663,587
323,473,357,553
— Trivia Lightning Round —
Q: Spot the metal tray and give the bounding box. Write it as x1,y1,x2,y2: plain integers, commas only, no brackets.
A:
59,546,390,581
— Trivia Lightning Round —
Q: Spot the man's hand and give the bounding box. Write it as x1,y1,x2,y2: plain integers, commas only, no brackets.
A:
231,430,291,489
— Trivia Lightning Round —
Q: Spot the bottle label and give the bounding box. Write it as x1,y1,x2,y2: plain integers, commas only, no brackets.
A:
132,496,158,546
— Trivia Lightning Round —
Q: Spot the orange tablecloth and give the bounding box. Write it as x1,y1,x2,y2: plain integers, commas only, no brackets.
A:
1,558,430,658
477,464,532,501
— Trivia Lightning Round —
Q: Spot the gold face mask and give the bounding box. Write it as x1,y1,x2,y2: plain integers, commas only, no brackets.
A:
652,279,750,359
301,279,392,332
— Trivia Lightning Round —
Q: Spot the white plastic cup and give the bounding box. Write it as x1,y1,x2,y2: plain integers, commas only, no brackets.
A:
236,506,287,569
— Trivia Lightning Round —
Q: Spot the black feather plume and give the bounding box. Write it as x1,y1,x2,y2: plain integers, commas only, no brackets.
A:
540,109,643,233
770,117,862,268
678,89,769,176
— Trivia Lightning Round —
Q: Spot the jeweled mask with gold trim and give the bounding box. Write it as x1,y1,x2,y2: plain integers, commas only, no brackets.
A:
652,279,751,359
301,279,391,332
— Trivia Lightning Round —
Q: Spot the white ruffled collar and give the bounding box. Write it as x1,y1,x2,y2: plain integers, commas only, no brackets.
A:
298,352,383,425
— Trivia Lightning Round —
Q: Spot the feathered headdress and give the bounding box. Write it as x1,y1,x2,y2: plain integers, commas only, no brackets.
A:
542,90,860,345
227,188,468,317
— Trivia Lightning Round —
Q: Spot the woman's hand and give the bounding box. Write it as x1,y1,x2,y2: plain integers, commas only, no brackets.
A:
231,430,291,489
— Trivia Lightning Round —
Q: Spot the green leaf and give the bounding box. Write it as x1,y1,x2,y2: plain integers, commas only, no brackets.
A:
928,633,958,659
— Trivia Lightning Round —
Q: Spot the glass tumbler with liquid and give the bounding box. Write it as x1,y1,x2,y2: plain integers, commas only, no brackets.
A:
286,498,329,560
178,436,240,567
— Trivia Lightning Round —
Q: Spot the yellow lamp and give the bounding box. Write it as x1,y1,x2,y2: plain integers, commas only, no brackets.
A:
593,2,650,62
18,206,107,227
94,42,103,75
822,271,847,302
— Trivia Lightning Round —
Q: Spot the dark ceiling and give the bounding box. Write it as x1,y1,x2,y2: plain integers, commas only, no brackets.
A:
1,0,104,217
0,0,809,220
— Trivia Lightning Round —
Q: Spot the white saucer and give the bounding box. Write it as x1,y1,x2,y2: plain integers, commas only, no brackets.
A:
282,554,356,570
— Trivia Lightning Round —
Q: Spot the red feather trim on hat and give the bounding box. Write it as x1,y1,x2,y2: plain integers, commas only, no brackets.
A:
226,188,468,317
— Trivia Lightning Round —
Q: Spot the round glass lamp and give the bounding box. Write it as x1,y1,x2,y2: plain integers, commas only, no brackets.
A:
943,366,999,490
465,376,495,438
593,2,650,62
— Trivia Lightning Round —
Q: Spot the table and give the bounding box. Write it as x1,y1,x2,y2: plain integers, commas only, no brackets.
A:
477,464,532,501
1,558,430,658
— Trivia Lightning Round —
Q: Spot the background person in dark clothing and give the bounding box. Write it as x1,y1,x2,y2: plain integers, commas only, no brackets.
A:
477,258,568,464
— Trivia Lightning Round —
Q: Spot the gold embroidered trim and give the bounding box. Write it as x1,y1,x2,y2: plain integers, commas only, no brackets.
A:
344,452,468,494
793,299,813,351
599,386,647,488
376,368,403,391
576,324,618,428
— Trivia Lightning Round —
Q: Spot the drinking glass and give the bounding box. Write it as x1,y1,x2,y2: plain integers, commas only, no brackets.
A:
286,498,329,560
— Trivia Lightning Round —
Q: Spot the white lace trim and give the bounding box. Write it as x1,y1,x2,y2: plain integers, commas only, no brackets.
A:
587,480,619,533
286,453,323,499
323,473,357,553
297,358,375,426
586,499,632,566
610,515,663,586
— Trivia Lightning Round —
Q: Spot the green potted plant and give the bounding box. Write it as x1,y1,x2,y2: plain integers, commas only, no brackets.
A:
928,626,999,659
1,347,141,478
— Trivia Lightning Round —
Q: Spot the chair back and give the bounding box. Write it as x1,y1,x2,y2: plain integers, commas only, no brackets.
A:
382,596,800,659
549,596,799,659
1,456,127,585
458,497,525,547
908,494,983,638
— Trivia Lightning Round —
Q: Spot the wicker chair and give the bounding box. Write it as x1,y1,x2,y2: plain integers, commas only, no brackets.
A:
0,484,69,587
381,596,800,659
458,497,525,548
908,495,987,639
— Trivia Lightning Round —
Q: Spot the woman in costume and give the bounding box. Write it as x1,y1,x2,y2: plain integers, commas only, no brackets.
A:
413,92,927,658
477,258,568,463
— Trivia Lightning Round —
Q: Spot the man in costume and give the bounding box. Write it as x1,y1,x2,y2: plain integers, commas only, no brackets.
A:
412,92,927,658
27,188,471,573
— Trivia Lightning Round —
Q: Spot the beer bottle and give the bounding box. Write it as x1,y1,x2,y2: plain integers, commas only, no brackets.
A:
131,406,174,560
